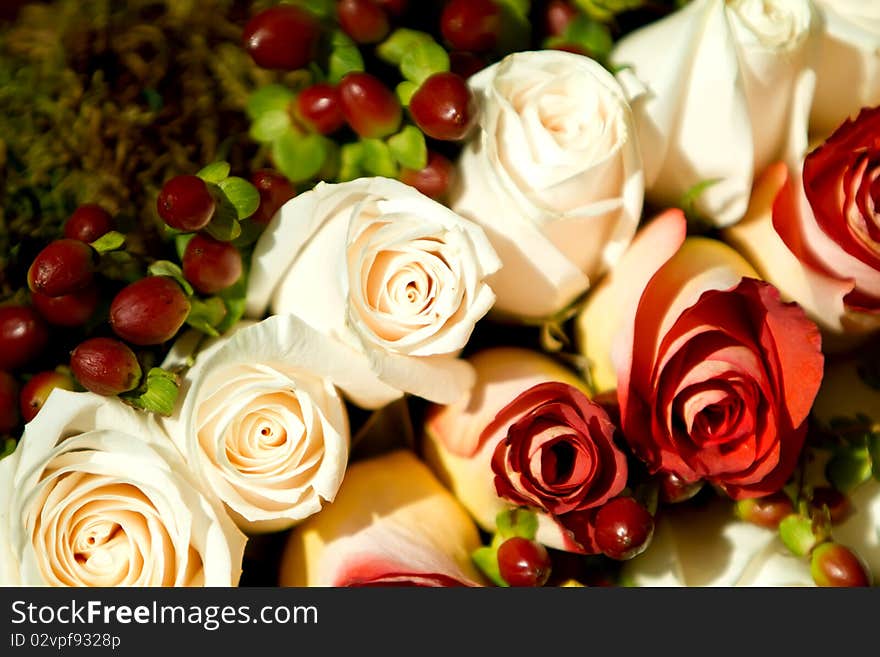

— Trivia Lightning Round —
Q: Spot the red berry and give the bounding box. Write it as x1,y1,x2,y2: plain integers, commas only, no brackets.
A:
497,537,552,587
338,72,402,138
374,0,407,15
70,337,142,397
242,6,320,71
31,286,100,327
27,239,95,297
810,487,852,525
659,472,704,504
182,234,243,295
441,0,500,53
0,371,20,434
735,491,794,530
449,51,487,79
157,175,216,232
297,83,346,135
408,72,475,141
109,276,191,346
250,170,297,226
64,204,114,243
0,306,49,371
400,151,455,201
810,542,871,587
594,497,655,561
337,0,390,44
19,370,76,423
545,0,578,37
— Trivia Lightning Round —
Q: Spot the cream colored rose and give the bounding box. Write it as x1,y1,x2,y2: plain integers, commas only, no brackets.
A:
246,177,500,409
165,316,382,535
0,390,245,586
451,49,644,320
622,496,814,587
811,0,880,137
611,0,817,226
279,450,485,586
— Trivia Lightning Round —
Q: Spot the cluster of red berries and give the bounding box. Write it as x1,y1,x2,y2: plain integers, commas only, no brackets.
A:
0,167,295,435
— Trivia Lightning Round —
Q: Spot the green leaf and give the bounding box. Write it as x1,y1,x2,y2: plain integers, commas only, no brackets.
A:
218,176,261,220
400,40,450,85
231,219,265,250
196,161,231,184
495,508,538,541
472,545,508,587
327,30,365,84
869,433,880,482
249,109,292,144
204,195,242,243
496,0,532,55
97,251,142,283
246,84,295,121
360,139,398,178
186,296,228,337
556,14,614,60
175,233,196,261
826,447,873,492
387,125,428,170
121,368,180,417
289,0,335,18
272,130,329,183
0,438,15,460
395,81,418,107
89,230,126,254
215,274,248,334
377,29,435,66
338,142,365,182
148,260,194,296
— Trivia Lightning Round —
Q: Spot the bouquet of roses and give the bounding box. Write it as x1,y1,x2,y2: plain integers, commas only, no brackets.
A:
0,0,878,588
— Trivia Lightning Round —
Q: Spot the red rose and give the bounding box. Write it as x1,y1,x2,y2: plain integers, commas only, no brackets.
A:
490,381,628,550
725,107,880,346
800,106,880,311
579,211,825,500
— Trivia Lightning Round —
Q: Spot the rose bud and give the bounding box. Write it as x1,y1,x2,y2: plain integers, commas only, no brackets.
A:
610,0,815,226
279,450,485,586
810,1,880,137
622,495,815,586
423,347,627,554
725,108,880,349
0,305,49,371
0,390,246,585
577,210,824,499
19,370,76,423
246,177,499,409
27,238,95,297
810,355,880,577
161,316,386,534
451,50,644,319
109,276,191,345
0,371,20,434
70,337,142,397
64,203,113,243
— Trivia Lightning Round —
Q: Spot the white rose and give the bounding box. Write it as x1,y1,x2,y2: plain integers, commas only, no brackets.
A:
164,316,375,535
622,497,814,587
0,390,245,586
811,0,880,137
611,0,818,227
451,49,644,320
246,177,500,409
